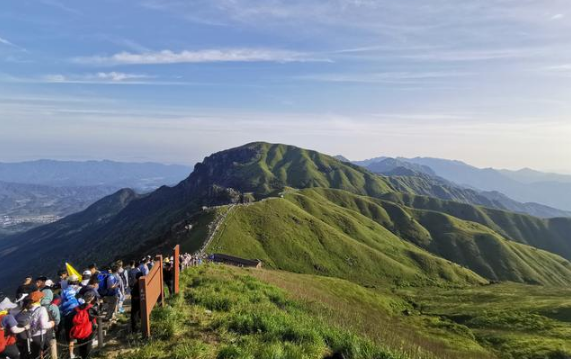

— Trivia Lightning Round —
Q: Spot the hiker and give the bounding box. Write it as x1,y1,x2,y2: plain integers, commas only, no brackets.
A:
101,265,121,320
78,277,101,302
67,292,98,359
60,276,80,318
128,260,141,290
35,277,61,335
53,270,69,294
60,276,80,358
88,264,100,279
27,291,55,358
15,277,36,302
0,297,26,359
138,258,150,276
81,271,92,287
163,260,174,296
114,262,127,314
130,272,143,333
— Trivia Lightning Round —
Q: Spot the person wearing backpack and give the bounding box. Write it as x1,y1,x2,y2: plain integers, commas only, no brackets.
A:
130,272,144,333
102,265,121,320
0,297,27,359
59,276,80,318
27,291,55,359
35,277,61,331
60,276,80,358
115,261,127,314
128,261,141,290
68,292,98,359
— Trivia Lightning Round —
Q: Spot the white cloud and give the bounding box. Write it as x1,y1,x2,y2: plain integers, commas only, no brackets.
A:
95,72,150,81
298,71,470,84
0,36,15,47
73,49,331,65
39,72,154,84
551,14,564,20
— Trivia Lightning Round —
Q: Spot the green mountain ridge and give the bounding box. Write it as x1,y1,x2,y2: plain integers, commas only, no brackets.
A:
2,142,571,293
209,188,571,286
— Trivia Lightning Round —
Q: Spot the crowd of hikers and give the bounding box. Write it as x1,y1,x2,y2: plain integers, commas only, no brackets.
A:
0,252,204,359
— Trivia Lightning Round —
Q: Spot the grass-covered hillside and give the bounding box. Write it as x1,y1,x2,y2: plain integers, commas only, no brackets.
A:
4,141,571,294
208,194,485,287
405,283,571,358
108,265,571,359
207,188,571,286
382,192,571,260
113,265,494,359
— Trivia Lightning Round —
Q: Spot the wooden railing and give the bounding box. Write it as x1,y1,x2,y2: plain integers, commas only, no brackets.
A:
139,255,164,338
139,245,181,338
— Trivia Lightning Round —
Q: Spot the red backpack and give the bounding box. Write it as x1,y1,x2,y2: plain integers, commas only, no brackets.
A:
0,314,17,352
69,305,95,340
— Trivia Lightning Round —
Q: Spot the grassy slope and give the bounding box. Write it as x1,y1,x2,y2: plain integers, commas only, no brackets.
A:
207,188,571,286
120,265,406,359
382,192,571,260
208,196,485,287
117,265,494,359
406,283,571,359
298,188,571,286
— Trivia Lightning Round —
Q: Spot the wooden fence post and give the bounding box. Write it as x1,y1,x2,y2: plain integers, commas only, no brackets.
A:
156,255,164,307
139,275,150,339
173,245,180,295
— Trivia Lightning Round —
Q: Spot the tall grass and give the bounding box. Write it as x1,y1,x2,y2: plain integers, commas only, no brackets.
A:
123,265,409,359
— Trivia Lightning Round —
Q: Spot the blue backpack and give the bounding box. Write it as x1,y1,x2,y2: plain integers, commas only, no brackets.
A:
98,273,118,297
60,287,80,316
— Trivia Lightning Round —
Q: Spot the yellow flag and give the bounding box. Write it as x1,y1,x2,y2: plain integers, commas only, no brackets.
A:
66,262,82,282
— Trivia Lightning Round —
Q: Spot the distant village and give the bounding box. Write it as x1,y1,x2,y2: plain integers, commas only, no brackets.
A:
1,214,60,228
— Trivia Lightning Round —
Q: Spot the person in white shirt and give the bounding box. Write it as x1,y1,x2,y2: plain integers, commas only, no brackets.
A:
26,291,55,358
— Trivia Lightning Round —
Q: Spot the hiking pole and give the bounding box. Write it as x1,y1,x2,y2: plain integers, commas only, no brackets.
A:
26,329,32,356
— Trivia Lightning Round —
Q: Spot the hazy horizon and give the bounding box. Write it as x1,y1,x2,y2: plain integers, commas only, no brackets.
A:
1,1,570,173
1,144,571,176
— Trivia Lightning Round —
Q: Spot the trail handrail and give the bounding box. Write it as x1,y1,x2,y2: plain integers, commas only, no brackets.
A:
173,245,180,295
139,255,164,338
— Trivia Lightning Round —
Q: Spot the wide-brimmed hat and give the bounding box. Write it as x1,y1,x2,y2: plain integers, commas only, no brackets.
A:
0,297,17,311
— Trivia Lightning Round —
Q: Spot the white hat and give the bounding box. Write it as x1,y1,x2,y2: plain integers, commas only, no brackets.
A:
45,279,54,287
69,275,79,282
82,270,92,277
0,297,18,311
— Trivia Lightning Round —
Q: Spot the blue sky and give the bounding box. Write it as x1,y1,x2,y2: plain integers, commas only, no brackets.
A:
1,0,570,172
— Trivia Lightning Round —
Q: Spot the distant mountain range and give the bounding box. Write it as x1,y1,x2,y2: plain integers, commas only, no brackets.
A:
0,159,191,190
2,142,571,293
0,160,192,234
352,156,571,215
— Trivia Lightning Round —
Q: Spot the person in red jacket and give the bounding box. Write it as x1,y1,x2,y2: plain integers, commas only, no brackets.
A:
67,292,98,359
